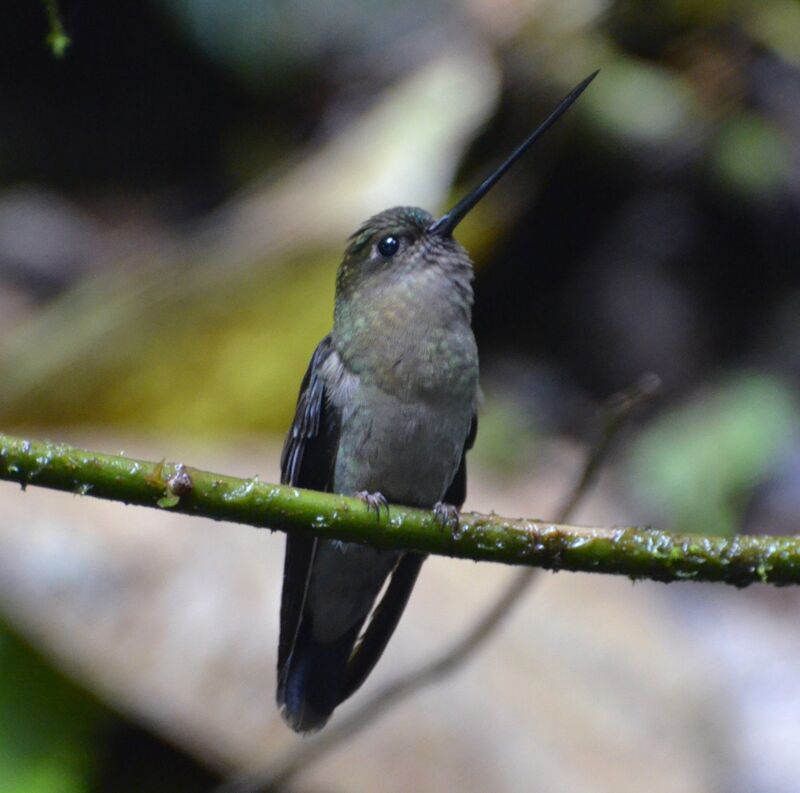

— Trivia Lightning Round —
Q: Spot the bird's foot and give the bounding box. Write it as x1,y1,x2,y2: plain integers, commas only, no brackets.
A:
433,502,460,530
355,490,389,518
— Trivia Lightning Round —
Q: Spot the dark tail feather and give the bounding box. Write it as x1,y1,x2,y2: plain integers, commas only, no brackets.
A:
277,620,360,733
278,554,425,731
340,553,425,704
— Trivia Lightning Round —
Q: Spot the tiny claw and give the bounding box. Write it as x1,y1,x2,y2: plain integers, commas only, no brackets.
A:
433,502,460,530
355,490,388,518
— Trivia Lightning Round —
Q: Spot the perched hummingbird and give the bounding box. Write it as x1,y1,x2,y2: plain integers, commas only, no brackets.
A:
277,71,597,732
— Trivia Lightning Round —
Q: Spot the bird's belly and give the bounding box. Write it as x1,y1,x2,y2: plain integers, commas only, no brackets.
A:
333,387,471,508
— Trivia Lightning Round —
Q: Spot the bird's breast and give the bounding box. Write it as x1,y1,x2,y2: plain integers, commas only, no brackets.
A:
335,270,478,404
322,336,477,508
335,388,472,507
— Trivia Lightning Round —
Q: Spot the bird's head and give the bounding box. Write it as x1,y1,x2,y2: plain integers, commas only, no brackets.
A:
334,70,598,306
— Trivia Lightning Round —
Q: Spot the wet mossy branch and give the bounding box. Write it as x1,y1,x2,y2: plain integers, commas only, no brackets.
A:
0,431,798,587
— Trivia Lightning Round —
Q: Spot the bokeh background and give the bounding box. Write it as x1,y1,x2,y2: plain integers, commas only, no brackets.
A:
1,1,799,791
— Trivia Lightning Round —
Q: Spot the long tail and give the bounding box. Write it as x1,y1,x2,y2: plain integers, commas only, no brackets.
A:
277,536,424,733
277,618,360,733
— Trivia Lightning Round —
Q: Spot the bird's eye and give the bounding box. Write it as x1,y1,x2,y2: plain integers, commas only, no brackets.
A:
377,235,399,257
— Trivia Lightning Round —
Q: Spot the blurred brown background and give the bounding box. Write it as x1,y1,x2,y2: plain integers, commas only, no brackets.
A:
0,1,799,791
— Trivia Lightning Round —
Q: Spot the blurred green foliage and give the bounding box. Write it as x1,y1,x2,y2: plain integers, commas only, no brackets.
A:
626,375,798,535
0,622,219,792
106,252,335,432
42,0,70,58
472,393,541,473
584,57,699,147
712,113,791,196
0,626,104,793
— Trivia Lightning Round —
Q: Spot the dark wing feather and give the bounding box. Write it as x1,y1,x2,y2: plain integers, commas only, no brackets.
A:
277,336,339,676
339,552,424,702
338,412,478,704
279,334,337,490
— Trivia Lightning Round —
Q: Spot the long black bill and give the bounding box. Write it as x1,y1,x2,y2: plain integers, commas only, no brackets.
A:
427,70,599,237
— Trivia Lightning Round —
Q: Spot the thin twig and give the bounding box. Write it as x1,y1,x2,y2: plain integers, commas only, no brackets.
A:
217,374,661,792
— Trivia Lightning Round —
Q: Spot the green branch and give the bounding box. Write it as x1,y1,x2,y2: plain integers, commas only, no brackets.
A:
0,431,797,587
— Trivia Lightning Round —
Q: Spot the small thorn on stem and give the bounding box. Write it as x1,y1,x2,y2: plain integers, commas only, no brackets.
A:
167,463,194,498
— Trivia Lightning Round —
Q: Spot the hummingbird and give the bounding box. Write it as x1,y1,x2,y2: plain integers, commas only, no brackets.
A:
277,71,598,732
